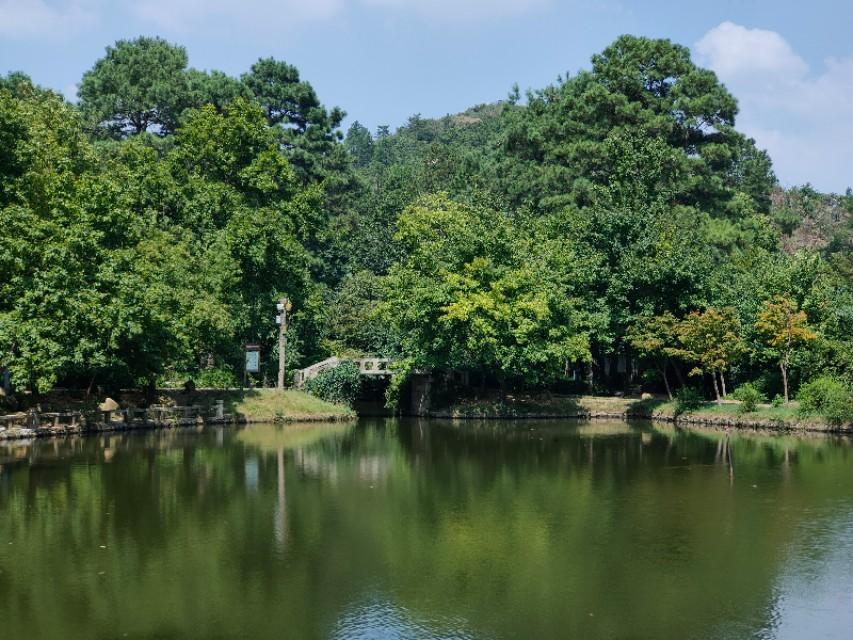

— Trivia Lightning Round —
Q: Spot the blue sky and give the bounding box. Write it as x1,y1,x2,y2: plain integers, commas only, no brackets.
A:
2,0,852,192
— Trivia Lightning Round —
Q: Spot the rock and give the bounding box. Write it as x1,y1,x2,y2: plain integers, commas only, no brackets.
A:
98,397,120,412
641,393,653,401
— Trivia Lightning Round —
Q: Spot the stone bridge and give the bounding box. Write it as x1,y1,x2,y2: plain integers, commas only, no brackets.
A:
293,357,394,387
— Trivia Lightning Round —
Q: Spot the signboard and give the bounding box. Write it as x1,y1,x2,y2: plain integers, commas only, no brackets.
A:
245,345,261,373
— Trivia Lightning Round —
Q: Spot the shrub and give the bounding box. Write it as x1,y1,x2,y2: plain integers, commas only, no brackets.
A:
770,394,784,408
797,376,853,424
195,366,238,389
305,362,362,406
733,383,765,414
674,387,703,417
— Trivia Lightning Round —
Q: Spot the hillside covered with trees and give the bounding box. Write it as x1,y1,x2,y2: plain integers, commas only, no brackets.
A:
1,35,851,417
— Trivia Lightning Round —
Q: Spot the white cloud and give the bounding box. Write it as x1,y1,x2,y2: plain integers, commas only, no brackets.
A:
696,22,853,192
0,0,98,37
695,21,807,79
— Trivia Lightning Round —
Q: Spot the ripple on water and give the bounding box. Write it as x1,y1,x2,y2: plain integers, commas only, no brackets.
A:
332,597,484,640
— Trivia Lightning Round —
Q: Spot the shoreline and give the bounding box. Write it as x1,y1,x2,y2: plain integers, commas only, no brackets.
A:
2,410,848,443
425,395,853,434
0,413,357,441
427,410,853,434
0,388,356,441
2,392,850,440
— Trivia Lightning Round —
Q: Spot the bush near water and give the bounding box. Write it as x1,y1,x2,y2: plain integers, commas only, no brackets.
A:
305,363,363,407
733,384,766,414
798,377,853,425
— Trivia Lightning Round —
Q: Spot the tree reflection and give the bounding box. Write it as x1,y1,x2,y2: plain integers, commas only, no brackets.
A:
0,421,851,640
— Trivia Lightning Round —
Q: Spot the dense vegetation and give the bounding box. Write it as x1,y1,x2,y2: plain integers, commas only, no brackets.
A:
1,35,851,412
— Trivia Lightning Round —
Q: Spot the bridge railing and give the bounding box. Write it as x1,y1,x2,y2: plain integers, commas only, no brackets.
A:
354,358,392,375
293,357,341,387
294,357,394,387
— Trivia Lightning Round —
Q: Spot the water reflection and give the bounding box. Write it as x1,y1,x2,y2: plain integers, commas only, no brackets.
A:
0,420,851,640
333,598,482,640
755,508,853,640
237,423,354,552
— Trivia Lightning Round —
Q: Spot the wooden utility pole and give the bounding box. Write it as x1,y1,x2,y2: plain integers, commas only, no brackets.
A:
277,298,291,390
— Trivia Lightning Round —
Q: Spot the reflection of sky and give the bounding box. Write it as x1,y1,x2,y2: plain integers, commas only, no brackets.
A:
756,506,853,640
244,456,259,492
332,598,483,640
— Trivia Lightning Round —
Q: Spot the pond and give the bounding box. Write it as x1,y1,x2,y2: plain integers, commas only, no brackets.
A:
1,419,852,639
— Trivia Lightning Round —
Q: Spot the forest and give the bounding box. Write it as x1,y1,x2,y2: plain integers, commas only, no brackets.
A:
1,35,851,418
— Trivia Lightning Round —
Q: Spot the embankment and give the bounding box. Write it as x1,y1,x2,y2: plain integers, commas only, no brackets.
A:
0,388,354,440
428,395,851,434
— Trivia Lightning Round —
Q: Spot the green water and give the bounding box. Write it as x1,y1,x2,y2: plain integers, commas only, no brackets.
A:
1,419,852,640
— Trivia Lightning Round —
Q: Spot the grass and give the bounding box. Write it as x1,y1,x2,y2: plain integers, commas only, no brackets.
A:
224,389,355,422
144,387,356,422
681,401,800,421
614,396,813,425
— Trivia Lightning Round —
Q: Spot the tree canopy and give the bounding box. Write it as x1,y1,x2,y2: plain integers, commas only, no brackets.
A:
2,33,852,409
79,37,190,136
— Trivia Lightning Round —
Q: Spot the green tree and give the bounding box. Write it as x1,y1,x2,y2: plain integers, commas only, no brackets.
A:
167,98,321,368
79,36,190,137
322,271,395,357
497,35,774,217
185,69,250,112
241,58,345,182
384,194,591,395
344,121,374,168
0,71,334,392
627,312,681,399
0,81,229,391
561,133,715,352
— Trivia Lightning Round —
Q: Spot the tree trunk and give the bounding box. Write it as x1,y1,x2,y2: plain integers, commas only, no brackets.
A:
29,374,39,403
780,361,789,404
86,373,97,397
711,372,721,403
662,359,673,400
719,371,727,398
